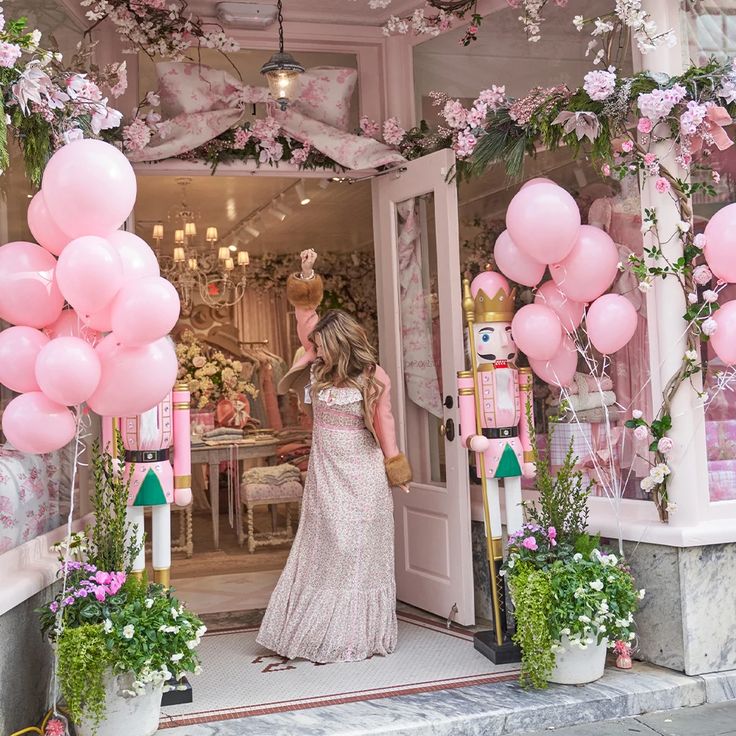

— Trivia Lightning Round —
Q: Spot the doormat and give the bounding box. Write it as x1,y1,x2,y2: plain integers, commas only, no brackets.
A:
158,612,520,729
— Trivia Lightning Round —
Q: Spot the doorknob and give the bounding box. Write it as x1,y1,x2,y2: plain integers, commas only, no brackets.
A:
439,418,455,442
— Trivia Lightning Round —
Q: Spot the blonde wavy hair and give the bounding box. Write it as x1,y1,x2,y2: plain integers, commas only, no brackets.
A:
308,310,383,413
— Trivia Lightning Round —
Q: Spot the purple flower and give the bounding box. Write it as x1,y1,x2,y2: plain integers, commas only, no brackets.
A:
94,571,111,585
547,526,557,540
63,596,75,606
49,601,59,613
93,586,107,602
522,536,538,551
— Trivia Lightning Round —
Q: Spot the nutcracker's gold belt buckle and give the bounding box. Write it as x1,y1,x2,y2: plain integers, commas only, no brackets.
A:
482,427,518,440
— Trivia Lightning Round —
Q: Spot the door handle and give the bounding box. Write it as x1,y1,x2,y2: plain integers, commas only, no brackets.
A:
439,418,455,442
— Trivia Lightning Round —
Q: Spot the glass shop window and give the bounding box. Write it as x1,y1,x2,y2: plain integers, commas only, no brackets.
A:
683,1,736,503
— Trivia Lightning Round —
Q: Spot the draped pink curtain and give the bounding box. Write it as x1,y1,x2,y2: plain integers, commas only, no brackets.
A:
234,290,290,361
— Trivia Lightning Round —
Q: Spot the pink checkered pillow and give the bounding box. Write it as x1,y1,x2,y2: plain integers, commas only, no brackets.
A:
292,67,357,131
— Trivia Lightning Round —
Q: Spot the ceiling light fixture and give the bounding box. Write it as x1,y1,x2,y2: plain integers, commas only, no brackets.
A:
244,223,261,238
295,179,311,205
260,0,304,111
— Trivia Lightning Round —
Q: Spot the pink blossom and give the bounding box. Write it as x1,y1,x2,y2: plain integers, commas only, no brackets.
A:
93,585,107,602
290,142,311,166
621,139,634,153
657,437,674,454
584,69,617,101
251,115,280,141
655,177,670,194
703,289,719,303
693,265,713,286
680,151,693,167
547,526,557,540
602,163,611,176
637,117,654,133
94,571,111,585
468,25,479,34
466,102,488,127
554,0,568,6
122,117,152,152
712,170,721,184
383,117,406,146
694,233,707,249
442,100,468,130
477,85,506,110
688,292,698,304
680,100,708,136
521,536,538,551
643,152,657,166
634,425,649,441
702,318,718,336
506,0,522,7
632,410,643,419
146,91,160,106
45,718,66,736
0,41,21,68
233,128,251,148
109,62,128,98
454,130,477,158
359,115,380,138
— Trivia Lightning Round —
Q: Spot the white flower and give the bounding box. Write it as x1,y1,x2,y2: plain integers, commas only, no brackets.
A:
688,292,698,304
677,220,691,233
145,598,154,609
30,29,42,48
187,639,199,650
560,627,571,636
171,607,179,620
640,476,655,492
590,579,604,591
638,588,646,599
702,318,718,336
685,349,698,361
573,553,583,562
632,409,643,419
573,15,584,31
638,280,653,293
103,619,113,633
579,615,591,624
194,665,203,675
171,652,184,663
703,290,719,304
196,625,207,638
122,624,135,639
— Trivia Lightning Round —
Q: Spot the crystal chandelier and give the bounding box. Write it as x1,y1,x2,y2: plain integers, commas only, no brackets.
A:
153,178,250,312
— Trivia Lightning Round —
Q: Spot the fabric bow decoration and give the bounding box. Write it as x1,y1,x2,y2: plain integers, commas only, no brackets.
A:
552,110,600,142
690,104,733,154
127,62,406,171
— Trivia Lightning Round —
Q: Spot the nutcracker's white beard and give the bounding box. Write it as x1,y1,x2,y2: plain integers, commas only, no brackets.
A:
139,406,160,445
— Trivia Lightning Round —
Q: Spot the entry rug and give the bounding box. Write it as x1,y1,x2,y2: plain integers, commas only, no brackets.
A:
159,612,520,728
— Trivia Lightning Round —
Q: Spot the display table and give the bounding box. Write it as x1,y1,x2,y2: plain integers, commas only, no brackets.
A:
191,440,281,548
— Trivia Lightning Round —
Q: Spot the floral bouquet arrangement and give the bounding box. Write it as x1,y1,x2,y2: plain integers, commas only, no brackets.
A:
175,329,258,410
38,439,205,733
501,414,643,688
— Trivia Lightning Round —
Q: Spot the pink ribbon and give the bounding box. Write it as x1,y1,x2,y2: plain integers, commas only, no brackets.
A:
691,104,734,154
127,61,405,171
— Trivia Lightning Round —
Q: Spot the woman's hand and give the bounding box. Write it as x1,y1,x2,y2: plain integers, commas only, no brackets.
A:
399,484,410,494
300,249,317,279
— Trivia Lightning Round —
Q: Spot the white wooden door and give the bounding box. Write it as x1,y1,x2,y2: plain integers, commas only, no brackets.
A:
372,149,474,626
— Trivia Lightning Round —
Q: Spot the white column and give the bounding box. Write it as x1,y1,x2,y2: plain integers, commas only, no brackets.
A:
641,0,709,527
383,35,417,128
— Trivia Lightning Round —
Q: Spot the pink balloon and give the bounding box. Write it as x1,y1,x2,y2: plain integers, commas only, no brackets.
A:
56,236,124,316
111,276,180,346
80,303,113,333
529,335,578,387
551,225,619,303
704,204,736,282
107,231,160,281
35,336,102,406
45,309,101,344
1,392,76,454
27,191,69,256
0,326,49,393
586,294,638,354
534,281,585,331
42,139,137,240
494,230,546,287
710,300,736,365
0,242,64,328
521,177,554,189
511,303,562,360
506,183,581,265
87,335,178,416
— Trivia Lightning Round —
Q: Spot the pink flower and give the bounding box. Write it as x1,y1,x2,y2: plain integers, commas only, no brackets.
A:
383,117,406,146
233,128,251,148
477,85,506,110
712,170,721,184
655,177,670,194
122,117,152,152
657,437,674,454
442,100,468,130
45,718,66,736
602,163,611,176
359,115,380,138
693,265,713,286
583,69,617,101
0,41,21,68
468,25,479,34
694,233,707,249
643,152,657,166
290,142,311,166
454,130,477,158
702,318,718,336
634,425,648,441
632,409,643,419
109,62,128,98
621,139,634,153
547,526,557,539
94,571,111,585
522,536,538,551
680,151,693,167
688,292,698,304
93,585,107,602
637,117,654,133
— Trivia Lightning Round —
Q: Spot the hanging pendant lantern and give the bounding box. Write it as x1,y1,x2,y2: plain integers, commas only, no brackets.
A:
260,0,304,110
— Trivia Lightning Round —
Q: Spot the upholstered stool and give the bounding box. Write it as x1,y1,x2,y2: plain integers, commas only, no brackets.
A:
238,480,303,553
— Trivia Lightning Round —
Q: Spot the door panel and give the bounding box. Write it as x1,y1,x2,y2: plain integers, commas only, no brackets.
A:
372,149,474,626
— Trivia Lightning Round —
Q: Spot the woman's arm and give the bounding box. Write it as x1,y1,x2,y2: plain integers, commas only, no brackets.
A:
285,249,323,354
373,366,412,489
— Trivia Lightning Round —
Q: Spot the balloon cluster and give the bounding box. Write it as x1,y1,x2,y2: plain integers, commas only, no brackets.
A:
0,140,180,454
704,205,736,366
497,178,638,387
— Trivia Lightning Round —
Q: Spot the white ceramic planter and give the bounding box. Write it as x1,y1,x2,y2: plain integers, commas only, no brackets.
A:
548,635,608,685
75,671,163,736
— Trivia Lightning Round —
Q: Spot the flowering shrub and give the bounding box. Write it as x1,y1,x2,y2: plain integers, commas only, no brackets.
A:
40,568,205,731
0,3,125,184
176,329,258,409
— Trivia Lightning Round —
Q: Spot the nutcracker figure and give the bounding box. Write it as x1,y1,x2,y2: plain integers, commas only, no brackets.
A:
457,267,534,662
105,382,192,587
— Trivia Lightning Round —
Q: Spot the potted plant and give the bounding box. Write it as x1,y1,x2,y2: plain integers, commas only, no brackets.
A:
39,439,205,736
502,420,643,688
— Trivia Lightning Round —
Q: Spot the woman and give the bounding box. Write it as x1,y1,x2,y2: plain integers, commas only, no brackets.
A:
256,249,412,663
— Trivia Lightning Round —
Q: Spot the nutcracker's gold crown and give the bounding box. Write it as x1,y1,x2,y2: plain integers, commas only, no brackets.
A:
462,277,515,324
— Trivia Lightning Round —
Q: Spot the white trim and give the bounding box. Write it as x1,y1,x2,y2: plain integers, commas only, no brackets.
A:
0,514,94,617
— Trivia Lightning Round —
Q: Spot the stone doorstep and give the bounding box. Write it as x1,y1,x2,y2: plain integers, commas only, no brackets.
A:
159,664,736,736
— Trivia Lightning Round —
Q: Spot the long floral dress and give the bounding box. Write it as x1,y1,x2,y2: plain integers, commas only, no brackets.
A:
256,379,397,663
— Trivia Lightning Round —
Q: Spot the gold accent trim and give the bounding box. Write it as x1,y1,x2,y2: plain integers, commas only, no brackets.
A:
173,403,190,410
130,570,144,581
457,370,473,378
458,389,475,396
174,381,189,390
518,367,532,374
174,475,191,489
153,567,170,588
491,537,503,560
476,310,515,323
523,451,535,463
478,363,496,372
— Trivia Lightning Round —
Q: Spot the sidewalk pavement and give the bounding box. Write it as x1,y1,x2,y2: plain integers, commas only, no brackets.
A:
519,700,736,736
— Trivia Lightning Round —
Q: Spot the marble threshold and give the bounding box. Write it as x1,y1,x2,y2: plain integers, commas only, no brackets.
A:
160,662,736,736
